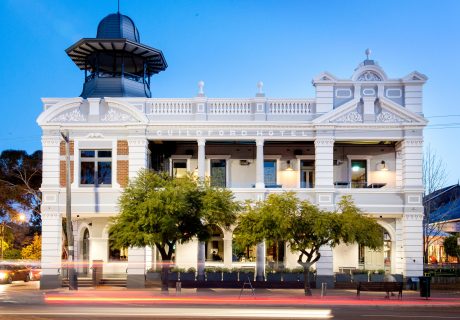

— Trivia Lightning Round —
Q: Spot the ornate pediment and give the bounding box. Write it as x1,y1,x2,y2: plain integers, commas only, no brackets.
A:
357,71,382,81
376,109,408,123
332,110,363,123
50,108,87,123
101,108,136,122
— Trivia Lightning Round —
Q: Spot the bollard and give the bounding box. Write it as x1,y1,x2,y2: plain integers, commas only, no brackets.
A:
176,281,182,294
321,282,327,297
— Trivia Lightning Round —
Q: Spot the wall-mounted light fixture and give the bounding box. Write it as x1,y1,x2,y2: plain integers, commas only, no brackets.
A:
285,160,294,171
379,160,388,171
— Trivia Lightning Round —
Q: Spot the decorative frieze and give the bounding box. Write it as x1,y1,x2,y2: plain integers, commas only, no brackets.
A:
101,108,136,122
50,108,86,122
357,71,382,81
333,111,363,123
376,111,406,123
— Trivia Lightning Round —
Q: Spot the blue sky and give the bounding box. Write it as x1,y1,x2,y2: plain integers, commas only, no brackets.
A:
0,0,459,186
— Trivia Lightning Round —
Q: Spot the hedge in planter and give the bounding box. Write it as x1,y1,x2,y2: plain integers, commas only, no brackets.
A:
180,267,196,281
205,267,222,281
222,268,238,281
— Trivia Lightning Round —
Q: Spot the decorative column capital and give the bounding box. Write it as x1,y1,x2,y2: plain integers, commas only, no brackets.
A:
256,138,264,146
197,138,206,147
402,138,423,147
42,137,61,147
127,138,148,148
314,138,334,147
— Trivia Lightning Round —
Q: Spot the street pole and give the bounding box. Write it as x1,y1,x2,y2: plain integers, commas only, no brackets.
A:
61,130,78,290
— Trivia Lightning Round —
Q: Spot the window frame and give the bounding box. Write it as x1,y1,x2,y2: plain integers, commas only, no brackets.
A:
79,149,113,187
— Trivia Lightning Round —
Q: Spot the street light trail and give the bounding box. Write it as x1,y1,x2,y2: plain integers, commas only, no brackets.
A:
0,307,333,319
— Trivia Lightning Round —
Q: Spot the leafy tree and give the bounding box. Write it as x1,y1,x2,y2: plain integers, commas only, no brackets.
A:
234,193,382,295
0,150,42,235
109,170,239,291
21,234,42,260
4,248,21,259
444,235,460,261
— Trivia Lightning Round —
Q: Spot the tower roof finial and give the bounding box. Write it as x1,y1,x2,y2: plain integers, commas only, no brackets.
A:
117,0,120,13
365,48,371,60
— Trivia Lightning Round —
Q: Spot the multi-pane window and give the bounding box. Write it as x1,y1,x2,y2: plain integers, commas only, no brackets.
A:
264,160,277,187
210,159,226,187
300,160,315,188
80,150,112,186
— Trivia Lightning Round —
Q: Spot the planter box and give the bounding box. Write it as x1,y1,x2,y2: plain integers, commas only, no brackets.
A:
335,273,352,282
146,272,161,281
283,273,300,282
392,274,403,282
222,272,238,282
298,273,314,284
168,272,179,281
266,273,282,282
370,274,384,282
239,272,254,282
206,272,222,282
180,272,196,281
353,273,369,282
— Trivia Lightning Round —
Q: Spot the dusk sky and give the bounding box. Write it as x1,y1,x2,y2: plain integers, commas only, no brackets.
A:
1,0,459,186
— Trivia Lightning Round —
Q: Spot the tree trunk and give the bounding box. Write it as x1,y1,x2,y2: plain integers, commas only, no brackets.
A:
298,260,313,296
160,259,171,292
303,267,312,296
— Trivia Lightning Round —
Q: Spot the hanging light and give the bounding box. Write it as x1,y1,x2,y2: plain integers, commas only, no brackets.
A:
380,160,388,171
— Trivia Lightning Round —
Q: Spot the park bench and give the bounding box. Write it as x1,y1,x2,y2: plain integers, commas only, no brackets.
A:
357,282,403,299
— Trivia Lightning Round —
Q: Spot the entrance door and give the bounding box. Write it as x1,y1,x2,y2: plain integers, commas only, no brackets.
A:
300,160,315,188
82,228,90,275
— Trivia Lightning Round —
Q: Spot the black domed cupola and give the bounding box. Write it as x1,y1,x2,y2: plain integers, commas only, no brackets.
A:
97,13,140,42
66,12,167,98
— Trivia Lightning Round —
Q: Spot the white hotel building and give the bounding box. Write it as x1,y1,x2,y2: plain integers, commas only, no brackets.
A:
38,12,427,288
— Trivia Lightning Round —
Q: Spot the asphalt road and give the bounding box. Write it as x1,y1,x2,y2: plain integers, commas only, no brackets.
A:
1,281,460,320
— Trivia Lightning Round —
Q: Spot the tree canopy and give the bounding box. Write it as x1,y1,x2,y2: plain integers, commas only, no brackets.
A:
109,169,240,261
21,234,42,260
234,193,382,295
0,150,42,235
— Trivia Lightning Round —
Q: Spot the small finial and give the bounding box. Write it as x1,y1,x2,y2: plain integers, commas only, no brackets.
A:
198,80,205,96
365,48,371,60
257,81,264,94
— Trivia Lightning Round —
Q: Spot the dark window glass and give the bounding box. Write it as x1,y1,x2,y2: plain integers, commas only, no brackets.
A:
300,160,315,188
81,150,95,158
98,150,112,158
97,162,112,185
81,162,95,184
210,159,226,187
264,160,277,186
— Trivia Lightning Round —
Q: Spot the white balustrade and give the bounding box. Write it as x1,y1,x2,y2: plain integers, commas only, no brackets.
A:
268,100,313,114
146,101,192,115
208,100,251,114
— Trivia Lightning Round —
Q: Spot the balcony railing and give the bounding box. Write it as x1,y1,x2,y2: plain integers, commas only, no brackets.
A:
131,98,317,122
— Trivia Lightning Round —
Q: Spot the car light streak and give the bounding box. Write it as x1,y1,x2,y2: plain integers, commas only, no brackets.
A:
44,292,460,307
0,308,333,319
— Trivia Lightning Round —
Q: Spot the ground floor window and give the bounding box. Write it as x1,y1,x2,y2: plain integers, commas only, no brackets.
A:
108,232,128,261
264,160,277,186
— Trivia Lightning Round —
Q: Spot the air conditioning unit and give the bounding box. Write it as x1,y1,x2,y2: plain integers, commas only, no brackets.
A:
239,160,251,166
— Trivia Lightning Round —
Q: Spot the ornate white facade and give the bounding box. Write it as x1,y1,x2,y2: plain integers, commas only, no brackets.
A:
38,57,427,288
